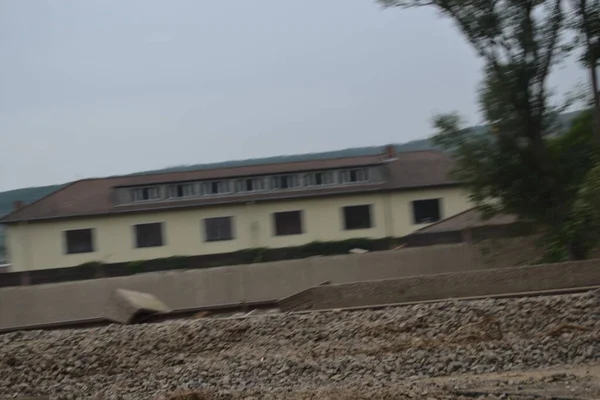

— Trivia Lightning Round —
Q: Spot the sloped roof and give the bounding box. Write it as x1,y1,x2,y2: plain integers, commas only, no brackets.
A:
412,208,518,234
1,150,457,223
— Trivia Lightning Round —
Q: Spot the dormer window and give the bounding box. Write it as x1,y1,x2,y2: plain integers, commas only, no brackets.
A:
168,183,197,198
271,174,300,190
202,180,230,195
131,186,161,202
340,168,369,184
119,166,378,205
237,177,265,192
306,171,335,186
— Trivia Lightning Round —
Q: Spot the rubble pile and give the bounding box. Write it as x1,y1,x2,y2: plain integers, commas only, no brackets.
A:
0,293,598,399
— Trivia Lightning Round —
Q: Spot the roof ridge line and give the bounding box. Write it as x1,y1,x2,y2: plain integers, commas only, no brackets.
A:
107,153,385,182
106,148,445,183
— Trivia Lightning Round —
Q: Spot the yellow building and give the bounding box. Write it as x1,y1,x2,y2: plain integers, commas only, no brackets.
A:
1,147,471,272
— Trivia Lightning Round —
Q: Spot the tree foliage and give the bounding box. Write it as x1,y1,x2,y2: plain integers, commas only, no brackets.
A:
568,0,600,135
380,0,567,196
380,0,600,260
381,0,600,132
437,108,598,260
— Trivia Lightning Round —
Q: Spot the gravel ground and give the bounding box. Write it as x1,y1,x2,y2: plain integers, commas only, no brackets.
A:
0,292,599,399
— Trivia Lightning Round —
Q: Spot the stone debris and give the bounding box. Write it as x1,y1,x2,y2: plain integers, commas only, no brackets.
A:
349,248,369,254
104,288,171,324
0,293,598,399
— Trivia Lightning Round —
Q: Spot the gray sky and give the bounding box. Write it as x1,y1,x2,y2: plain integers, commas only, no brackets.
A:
0,0,586,192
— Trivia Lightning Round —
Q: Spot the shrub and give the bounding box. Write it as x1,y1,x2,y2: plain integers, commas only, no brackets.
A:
74,261,103,269
125,260,146,275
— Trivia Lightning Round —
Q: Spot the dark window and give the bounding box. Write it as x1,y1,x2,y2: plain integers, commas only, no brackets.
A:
203,181,229,195
343,205,372,230
64,229,94,254
169,183,196,198
238,178,264,192
204,217,233,242
131,187,161,202
134,223,164,248
341,168,368,183
315,173,323,185
412,199,441,224
272,175,299,190
306,171,334,186
273,211,303,236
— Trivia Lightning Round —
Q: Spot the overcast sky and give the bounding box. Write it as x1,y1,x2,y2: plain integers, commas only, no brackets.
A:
0,0,586,192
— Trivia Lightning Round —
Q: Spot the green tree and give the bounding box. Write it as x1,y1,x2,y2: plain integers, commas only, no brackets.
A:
380,0,600,135
566,156,600,258
380,0,600,259
379,0,567,201
434,108,598,260
568,0,600,137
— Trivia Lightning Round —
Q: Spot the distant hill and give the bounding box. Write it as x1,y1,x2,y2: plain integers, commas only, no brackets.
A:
0,185,68,218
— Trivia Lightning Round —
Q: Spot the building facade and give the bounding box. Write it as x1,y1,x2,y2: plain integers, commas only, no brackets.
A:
1,148,472,271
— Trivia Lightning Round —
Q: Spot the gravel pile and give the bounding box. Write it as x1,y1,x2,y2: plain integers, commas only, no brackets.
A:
0,292,599,399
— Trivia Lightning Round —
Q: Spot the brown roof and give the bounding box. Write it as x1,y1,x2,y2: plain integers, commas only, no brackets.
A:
1,150,458,223
114,154,386,187
411,208,518,234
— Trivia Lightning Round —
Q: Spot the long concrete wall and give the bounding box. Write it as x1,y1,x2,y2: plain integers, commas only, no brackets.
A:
279,260,600,311
0,244,487,331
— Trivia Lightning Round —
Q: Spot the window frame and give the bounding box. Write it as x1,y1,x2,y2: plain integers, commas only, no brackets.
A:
340,168,369,184
305,171,335,187
271,174,300,190
411,198,442,225
64,228,95,255
167,183,198,199
202,180,231,196
273,210,304,236
133,222,165,248
237,177,266,193
342,204,373,230
130,186,162,202
204,216,234,242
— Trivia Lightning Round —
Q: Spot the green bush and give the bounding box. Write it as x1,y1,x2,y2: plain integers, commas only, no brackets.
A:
74,261,103,269
297,237,397,258
240,237,400,264
237,247,269,264
163,256,188,270
126,260,146,275
73,261,103,274
111,237,402,277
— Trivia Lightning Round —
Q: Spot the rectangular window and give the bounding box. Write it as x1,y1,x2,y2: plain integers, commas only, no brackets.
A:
134,223,164,248
343,205,372,230
340,168,369,184
273,211,303,236
412,199,441,224
202,180,229,195
271,174,300,190
168,183,197,198
64,229,94,254
131,186,161,202
237,177,265,192
204,217,233,242
305,171,335,186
